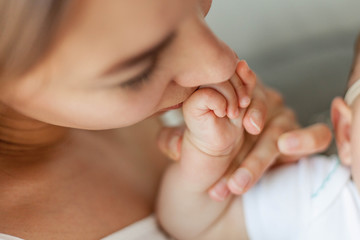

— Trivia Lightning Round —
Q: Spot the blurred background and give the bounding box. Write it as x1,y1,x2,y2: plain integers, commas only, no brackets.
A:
206,0,360,126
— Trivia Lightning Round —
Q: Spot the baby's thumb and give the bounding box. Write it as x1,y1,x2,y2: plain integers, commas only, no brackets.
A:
157,127,184,161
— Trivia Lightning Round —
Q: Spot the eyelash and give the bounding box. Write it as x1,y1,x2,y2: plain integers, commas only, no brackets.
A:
121,59,157,90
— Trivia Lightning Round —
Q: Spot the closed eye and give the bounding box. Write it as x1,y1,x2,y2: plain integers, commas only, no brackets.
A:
119,57,157,90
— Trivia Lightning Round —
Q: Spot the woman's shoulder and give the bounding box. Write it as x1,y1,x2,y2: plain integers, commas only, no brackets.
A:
0,215,170,240
0,117,168,240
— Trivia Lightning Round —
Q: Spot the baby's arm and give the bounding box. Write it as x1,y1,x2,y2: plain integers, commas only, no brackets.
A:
157,61,253,239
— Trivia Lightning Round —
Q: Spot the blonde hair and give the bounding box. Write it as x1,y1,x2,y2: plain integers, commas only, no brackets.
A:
0,0,70,81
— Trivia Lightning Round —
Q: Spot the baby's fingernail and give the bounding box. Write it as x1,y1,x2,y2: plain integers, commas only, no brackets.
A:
228,168,252,194
240,60,249,70
278,134,299,153
240,96,251,108
250,110,262,133
209,179,230,202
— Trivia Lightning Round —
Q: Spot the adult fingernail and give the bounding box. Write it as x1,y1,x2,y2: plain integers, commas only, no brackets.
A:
278,134,299,153
209,178,230,202
250,110,262,133
228,168,252,194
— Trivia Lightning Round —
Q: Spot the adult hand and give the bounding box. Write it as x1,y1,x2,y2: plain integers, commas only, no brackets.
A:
225,84,332,196
157,74,332,200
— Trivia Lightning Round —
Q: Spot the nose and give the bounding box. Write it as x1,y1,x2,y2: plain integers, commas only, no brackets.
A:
173,14,238,88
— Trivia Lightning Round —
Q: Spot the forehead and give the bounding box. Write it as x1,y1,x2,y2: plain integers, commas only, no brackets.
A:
72,0,188,49
50,0,192,74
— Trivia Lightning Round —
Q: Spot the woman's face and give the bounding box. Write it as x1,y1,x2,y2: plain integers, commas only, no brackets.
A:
1,0,237,129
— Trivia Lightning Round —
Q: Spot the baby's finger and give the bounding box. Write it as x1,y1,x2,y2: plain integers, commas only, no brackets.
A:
157,126,184,161
199,82,239,119
230,72,250,108
242,89,267,135
278,123,332,156
236,60,257,98
184,88,228,118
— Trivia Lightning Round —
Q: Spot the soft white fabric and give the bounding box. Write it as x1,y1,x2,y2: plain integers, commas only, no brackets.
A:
101,215,169,240
0,234,22,240
243,155,360,240
0,215,169,240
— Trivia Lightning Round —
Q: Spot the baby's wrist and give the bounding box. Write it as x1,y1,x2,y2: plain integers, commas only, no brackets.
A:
183,130,242,158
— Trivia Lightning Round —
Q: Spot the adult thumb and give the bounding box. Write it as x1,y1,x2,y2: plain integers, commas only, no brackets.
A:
157,126,184,161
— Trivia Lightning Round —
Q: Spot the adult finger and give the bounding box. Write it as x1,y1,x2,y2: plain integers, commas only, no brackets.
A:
230,71,250,108
277,123,332,156
227,109,297,194
157,126,184,161
236,60,257,98
242,87,267,135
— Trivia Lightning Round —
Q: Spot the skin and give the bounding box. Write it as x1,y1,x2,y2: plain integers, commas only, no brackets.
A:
333,34,360,191
0,0,333,239
157,94,355,240
332,96,360,190
157,64,254,239
0,0,237,129
157,35,360,240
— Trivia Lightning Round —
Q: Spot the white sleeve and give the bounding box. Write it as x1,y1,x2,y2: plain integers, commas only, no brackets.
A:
242,155,341,240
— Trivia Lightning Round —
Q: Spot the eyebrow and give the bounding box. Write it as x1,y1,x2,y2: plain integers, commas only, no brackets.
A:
103,32,176,76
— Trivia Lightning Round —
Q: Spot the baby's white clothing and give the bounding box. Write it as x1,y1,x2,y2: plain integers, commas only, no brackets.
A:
243,155,360,240
0,215,169,240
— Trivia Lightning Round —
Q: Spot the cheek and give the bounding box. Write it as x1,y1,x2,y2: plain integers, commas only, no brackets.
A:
4,60,189,129
351,115,360,158
156,81,196,110
350,119,360,187
54,88,164,129
5,82,165,129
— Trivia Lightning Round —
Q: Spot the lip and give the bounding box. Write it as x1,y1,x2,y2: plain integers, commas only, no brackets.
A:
159,102,183,112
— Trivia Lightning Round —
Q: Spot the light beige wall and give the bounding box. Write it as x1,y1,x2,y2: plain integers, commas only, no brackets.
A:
207,0,360,58
206,0,360,125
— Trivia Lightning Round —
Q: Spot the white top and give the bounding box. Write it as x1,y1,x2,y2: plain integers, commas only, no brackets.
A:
243,155,360,240
0,215,169,240
101,215,169,240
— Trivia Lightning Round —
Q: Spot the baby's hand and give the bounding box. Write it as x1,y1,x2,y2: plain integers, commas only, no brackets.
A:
157,61,257,239
183,60,255,157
